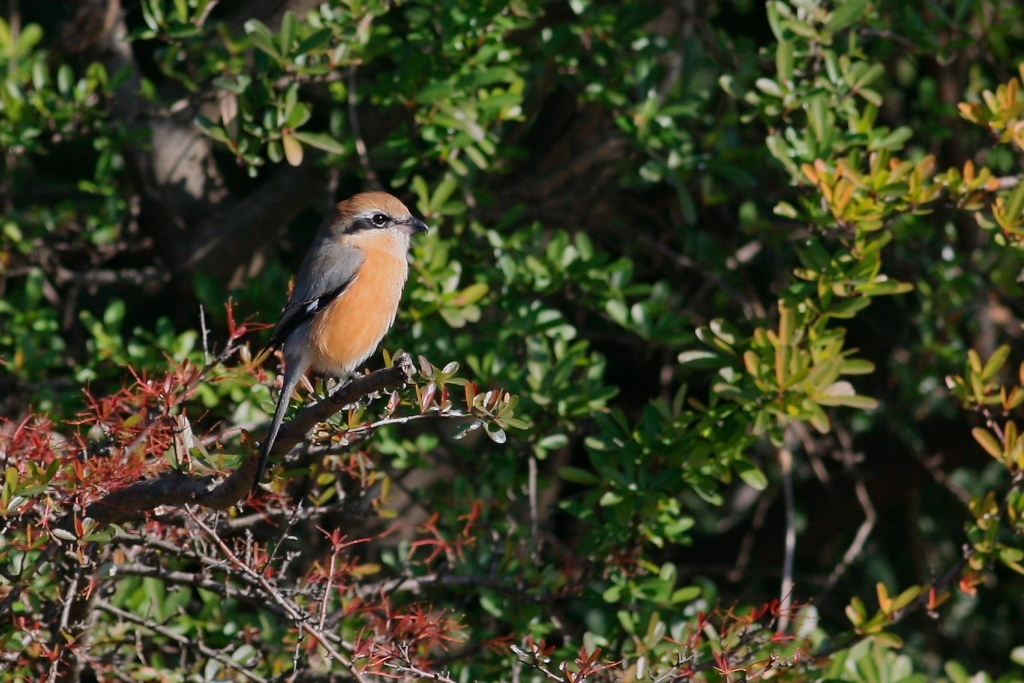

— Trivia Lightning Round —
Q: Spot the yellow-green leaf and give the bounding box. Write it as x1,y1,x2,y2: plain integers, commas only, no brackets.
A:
973,427,1004,459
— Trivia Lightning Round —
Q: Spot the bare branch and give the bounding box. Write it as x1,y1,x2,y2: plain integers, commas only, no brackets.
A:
104,563,289,617
54,266,170,290
187,512,369,682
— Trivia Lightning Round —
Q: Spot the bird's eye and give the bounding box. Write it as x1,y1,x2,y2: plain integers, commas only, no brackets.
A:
370,213,388,228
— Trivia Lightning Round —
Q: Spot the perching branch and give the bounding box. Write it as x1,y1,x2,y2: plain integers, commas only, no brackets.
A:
82,354,416,527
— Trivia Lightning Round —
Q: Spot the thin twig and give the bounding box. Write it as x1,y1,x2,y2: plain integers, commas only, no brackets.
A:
528,454,540,556
777,441,797,633
911,450,972,506
199,304,211,364
729,487,778,582
821,423,876,595
386,662,460,683
318,548,337,632
348,66,381,191
822,468,876,595
638,235,760,320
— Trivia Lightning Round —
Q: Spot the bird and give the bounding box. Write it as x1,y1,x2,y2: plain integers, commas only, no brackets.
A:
252,191,428,494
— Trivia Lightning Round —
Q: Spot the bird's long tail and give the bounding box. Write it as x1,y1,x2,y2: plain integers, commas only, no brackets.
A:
253,366,304,495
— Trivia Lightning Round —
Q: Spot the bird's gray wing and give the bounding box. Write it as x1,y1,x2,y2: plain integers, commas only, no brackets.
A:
264,241,365,352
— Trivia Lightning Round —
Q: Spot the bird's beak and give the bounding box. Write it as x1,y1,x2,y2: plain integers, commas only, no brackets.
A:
399,217,429,235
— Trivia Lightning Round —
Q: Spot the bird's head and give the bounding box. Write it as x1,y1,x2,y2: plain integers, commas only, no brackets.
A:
335,192,429,240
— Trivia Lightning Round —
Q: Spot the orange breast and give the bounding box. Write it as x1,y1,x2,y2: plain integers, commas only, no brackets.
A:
308,248,408,375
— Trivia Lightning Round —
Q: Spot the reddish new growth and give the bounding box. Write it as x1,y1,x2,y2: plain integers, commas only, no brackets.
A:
71,365,198,494
408,500,483,566
0,416,62,520
351,597,465,677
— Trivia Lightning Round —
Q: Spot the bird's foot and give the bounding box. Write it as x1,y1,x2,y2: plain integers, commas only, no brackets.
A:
327,376,354,404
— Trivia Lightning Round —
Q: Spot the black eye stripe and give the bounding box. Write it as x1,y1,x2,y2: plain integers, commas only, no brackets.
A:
348,213,392,233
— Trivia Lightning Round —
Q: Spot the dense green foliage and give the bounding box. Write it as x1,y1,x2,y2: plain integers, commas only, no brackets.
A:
4,0,1024,680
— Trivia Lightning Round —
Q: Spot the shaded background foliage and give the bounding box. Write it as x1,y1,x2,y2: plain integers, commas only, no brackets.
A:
4,0,1024,680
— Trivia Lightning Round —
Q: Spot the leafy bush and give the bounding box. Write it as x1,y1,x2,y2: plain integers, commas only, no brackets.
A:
4,0,1024,680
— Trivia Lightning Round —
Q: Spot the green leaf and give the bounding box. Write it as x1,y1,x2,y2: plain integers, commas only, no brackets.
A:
804,399,831,433
670,585,702,603
870,631,904,648
737,461,768,491
430,175,459,213
775,41,794,83
828,296,872,318
755,78,784,98
678,350,727,369
826,0,869,32
245,19,282,61
841,358,875,375
981,344,1011,381
853,63,886,91
870,127,913,152
296,28,333,54
479,590,505,618
291,131,347,154
279,10,297,57
538,434,569,450
765,133,801,178
196,115,230,144
16,23,42,55
173,0,189,22
889,585,923,612
766,1,784,42
599,491,624,506
973,427,1003,459
484,423,506,444
1008,179,1024,223
282,133,303,166
557,466,601,485
143,0,164,31
285,102,311,129
859,88,883,107
855,280,914,296
846,596,868,625
606,299,629,326
455,283,489,306
816,388,879,409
